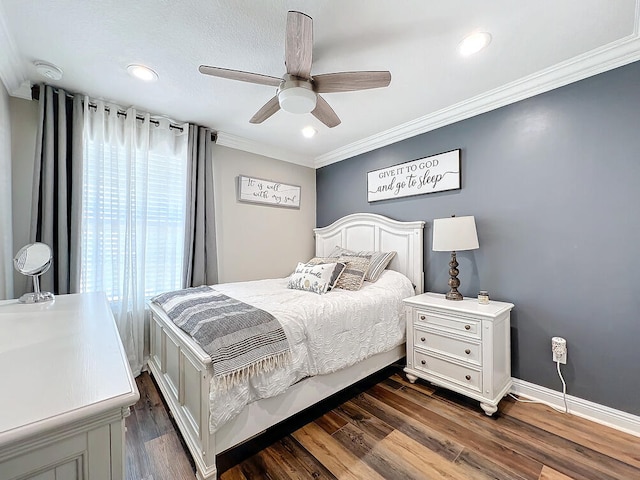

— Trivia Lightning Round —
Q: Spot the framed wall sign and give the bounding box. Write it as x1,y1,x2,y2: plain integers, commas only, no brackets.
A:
237,175,301,209
367,149,461,202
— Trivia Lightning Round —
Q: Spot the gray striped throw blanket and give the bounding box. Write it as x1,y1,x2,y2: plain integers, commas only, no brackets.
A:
151,286,290,387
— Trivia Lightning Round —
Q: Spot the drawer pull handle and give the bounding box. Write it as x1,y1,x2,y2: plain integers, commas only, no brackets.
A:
421,360,426,365
420,337,426,342
465,375,471,380
420,315,426,320
465,325,471,330
465,349,471,355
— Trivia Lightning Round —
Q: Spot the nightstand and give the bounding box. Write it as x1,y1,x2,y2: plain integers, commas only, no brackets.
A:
403,292,514,416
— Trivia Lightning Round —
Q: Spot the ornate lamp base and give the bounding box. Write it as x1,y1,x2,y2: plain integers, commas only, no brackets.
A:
445,251,464,301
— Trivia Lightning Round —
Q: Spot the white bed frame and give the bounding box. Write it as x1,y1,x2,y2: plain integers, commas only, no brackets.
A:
147,213,425,479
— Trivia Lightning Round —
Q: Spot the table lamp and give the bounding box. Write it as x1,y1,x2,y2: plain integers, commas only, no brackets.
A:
432,215,479,300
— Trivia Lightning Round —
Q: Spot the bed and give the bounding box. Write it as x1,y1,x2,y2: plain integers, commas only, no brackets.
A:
147,213,425,480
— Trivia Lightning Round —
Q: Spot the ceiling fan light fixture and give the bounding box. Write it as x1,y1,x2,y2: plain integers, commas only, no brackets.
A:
458,32,492,56
278,86,317,114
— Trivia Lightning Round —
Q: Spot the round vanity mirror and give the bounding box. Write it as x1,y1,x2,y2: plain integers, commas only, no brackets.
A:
13,242,55,303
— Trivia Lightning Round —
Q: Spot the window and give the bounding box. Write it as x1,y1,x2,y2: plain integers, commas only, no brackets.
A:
80,124,188,303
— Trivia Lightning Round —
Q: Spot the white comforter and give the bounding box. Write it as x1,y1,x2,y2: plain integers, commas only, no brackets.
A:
207,269,414,432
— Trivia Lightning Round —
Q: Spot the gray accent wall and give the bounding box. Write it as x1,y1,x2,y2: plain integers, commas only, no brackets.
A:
316,61,640,415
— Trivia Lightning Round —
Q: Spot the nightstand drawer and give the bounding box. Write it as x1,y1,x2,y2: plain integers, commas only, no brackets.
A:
414,351,482,393
415,310,481,339
413,328,481,365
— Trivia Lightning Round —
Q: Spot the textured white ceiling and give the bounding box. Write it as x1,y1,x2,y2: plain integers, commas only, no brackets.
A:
1,0,639,167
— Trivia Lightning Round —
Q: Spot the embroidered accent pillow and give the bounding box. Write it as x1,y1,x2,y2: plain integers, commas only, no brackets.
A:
304,257,346,290
328,247,397,282
334,255,371,291
287,262,339,294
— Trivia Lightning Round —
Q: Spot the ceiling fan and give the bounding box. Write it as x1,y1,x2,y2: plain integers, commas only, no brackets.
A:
198,11,391,128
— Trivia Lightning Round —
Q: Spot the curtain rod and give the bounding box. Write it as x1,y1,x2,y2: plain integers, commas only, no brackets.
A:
31,85,217,141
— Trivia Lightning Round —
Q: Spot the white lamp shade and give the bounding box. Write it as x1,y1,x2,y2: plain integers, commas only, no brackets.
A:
432,215,479,252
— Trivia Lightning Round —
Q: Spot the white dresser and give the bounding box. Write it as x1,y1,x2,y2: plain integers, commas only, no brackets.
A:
0,293,140,480
403,292,514,416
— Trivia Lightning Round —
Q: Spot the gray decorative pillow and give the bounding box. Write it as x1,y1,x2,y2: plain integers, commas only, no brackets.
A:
304,257,345,290
334,255,371,291
328,246,396,282
288,262,339,295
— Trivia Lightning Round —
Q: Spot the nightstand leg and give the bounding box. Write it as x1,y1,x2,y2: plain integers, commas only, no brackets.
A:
405,372,418,384
480,402,498,416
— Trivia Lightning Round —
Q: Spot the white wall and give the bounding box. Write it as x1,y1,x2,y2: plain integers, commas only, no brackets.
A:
0,83,13,299
212,144,316,283
9,97,38,297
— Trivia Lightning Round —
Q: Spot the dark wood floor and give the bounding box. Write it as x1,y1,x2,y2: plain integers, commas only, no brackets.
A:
126,369,640,480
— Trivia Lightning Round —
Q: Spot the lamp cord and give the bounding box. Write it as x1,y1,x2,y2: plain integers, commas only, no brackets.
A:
509,361,568,414
557,360,568,413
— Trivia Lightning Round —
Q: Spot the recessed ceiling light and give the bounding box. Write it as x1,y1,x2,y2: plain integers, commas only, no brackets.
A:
301,126,317,138
458,32,492,56
34,61,63,80
127,64,158,82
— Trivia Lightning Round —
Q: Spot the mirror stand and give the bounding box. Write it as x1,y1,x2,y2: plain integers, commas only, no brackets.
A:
19,274,55,304
14,243,55,304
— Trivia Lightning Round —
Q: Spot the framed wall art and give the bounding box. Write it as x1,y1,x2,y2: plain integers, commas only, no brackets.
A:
237,175,301,209
367,149,461,202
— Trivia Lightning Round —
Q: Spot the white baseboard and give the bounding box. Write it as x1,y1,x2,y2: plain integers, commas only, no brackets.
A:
510,378,640,438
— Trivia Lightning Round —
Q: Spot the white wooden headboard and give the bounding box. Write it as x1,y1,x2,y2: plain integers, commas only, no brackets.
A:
314,213,425,294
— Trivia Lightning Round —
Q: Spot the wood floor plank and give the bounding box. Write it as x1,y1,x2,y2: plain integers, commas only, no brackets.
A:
314,410,348,435
256,447,308,480
453,449,531,480
291,422,385,480
365,384,543,480
348,392,464,462
144,433,196,480
333,400,394,441
132,373,176,442
379,429,481,480
270,437,337,480
219,465,248,480
235,452,273,480
389,372,437,395
538,465,578,480
431,388,640,480
401,384,636,480
332,423,428,479
127,371,640,480
502,397,640,469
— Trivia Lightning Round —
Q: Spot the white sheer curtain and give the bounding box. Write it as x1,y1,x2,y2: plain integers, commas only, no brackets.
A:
81,99,189,375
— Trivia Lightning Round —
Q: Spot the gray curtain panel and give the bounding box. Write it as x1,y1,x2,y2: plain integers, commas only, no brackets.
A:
184,125,218,287
30,85,83,295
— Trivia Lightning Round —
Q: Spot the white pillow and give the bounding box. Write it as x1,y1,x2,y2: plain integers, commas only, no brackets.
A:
287,262,338,294
304,257,346,291
328,246,397,282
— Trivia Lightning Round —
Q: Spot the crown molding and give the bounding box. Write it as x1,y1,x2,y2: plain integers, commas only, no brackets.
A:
0,3,27,96
215,131,315,168
314,31,640,168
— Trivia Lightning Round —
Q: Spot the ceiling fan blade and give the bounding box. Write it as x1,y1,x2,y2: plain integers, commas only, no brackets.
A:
313,71,392,93
199,65,282,87
250,96,281,124
311,95,341,128
285,11,313,79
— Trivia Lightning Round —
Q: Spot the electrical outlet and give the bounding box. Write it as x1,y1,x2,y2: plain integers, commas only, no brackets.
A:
552,337,567,364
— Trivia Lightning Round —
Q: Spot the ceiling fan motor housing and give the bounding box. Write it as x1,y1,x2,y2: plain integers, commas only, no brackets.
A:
278,75,317,114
